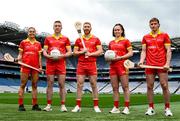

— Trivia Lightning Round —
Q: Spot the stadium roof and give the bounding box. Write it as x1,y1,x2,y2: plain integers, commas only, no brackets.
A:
0,21,49,45
0,21,180,51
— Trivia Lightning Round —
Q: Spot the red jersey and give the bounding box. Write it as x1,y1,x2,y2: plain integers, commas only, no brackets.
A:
142,31,171,66
109,37,132,67
19,39,42,68
74,34,101,62
44,34,71,64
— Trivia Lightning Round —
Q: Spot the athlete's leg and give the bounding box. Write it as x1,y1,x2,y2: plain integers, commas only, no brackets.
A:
146,74,155,108
120,74,130,107
57,75,66,104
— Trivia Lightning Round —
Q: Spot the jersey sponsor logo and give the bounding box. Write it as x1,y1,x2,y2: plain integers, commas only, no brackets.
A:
148,46,157,49
156,38,164,42
146,39,152,43
89,41,96,44
24,51,35,55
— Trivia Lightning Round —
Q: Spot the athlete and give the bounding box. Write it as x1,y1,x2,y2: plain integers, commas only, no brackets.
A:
71,22,103,112
43,20,72,112
139,17,173,116
17,27,42,111
107,23,133,114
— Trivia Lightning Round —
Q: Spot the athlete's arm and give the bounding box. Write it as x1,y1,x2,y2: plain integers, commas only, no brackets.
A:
63,46,72,57
86,45,103,57
16,50,23,62
139,44,146,65
73,46,87,56
43,47,51,59
39,52,42,70
114,48,133,61
164,45,172,68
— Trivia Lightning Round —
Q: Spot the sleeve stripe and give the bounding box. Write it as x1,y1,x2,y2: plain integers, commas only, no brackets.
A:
96,45,101,48
74,46,79,48
66,46,71,48
18,48,23,51
127,46,132,50
165,43,171,46
43,45,48,49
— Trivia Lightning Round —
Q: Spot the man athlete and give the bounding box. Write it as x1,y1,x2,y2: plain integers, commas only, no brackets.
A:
72,22,103,112
139,17,173,116
43,20,72,112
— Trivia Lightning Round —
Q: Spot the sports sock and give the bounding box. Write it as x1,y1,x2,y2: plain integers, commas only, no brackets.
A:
76,99,81,107
149,103,154,109
165,103,170,109
18,98,23,105
61,101,65,105
114,101,119,108
32,98,37,105
93,99,99,107
47,100,52,105
124,101,129,108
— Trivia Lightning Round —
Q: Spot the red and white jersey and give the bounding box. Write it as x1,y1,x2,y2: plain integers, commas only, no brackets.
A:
109,37,132,67
44,34,71,63
19,38,42,68
74,34,101,62
142,31,171,66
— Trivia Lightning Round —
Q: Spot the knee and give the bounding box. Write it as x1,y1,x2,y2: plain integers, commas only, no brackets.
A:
122,85,129,92
77,82,84,88
32,82,37,90
147,84,153,90
90,82,97,89
161,83,168,90
59,83,65,89
20,83,26,90
47,81,54,87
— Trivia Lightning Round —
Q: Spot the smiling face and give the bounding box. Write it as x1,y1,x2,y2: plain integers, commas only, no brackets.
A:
113,25,123,38
28,27,36,39
113,24,125,38
83,22,92,35
53,21,62,34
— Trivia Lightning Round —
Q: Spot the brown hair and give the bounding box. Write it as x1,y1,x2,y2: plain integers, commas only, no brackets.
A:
112,23,125,37
28,27,36,32
149,17,159,24
83,22,91,27
54,20,61,24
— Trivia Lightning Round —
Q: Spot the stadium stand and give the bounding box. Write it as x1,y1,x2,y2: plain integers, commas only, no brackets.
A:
0,21,180,94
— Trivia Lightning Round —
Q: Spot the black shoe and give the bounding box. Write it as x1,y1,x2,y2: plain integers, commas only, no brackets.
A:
32,104,41,111
18,104,26,111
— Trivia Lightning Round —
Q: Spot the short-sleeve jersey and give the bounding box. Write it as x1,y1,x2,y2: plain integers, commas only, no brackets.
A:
142,31,171,66
74,34,101,62
19,39,42,68
109,37,132,67
44,34,71,64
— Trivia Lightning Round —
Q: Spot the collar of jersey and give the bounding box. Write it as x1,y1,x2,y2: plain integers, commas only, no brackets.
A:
114,37,125,43
25,38,37,44
82,34,92,40
150,29,161,37
52,33,62,40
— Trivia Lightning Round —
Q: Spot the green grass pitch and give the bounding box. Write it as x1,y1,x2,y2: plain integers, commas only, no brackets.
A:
0,93,180,121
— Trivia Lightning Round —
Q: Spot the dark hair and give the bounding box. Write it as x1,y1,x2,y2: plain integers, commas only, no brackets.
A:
28,27,36,32
83,22,91,27
112,23,125,37
149,17,159,24
54,20,61,24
